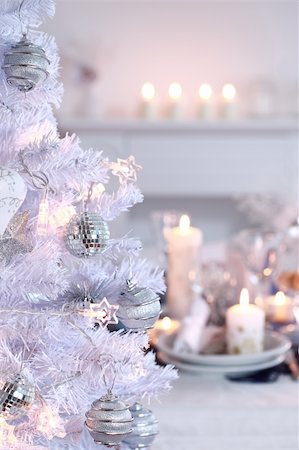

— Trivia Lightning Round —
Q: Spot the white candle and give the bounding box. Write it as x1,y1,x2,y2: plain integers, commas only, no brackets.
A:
266,291,294,324
226,288,265,354
140,82,156,119
198,83,214,119
164,215,202,318
221,83,238,119
168,82,182,120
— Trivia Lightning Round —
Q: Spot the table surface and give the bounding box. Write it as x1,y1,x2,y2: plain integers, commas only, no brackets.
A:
150,372,298,450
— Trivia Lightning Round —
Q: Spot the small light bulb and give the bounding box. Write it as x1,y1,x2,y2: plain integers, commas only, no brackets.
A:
37,197,49,236
198,83,213,100
222,83,236,101
141,82,155,101
168,82,182,101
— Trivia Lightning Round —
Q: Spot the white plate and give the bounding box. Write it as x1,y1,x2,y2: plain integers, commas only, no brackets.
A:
157,351,286,374
156,331,291,367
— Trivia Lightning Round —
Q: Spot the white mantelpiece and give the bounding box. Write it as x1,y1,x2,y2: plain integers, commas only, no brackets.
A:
59,119,298,199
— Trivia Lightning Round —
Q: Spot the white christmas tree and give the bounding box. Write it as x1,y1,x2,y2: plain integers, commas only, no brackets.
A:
0,1,176,449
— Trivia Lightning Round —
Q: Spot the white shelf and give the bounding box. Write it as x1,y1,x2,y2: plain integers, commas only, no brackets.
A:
59,117,298,134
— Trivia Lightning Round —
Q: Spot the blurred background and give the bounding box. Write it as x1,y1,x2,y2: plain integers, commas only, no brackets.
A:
42,2,298,448
44,0,298,246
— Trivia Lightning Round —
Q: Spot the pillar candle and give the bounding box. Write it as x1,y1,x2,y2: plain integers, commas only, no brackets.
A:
221,83,238,119
266,291,294,324
140,82,156,119
164,215,202,318
226,288,265,354
168,82,183,120
198,83,214,120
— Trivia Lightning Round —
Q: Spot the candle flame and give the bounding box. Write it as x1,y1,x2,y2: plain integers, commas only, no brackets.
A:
161,316,172,331
141,82,155,101
222,83,236,101
274,291,286,305
240,288,250,307
169,82,182,100
198,83,213,100
179,214,190,234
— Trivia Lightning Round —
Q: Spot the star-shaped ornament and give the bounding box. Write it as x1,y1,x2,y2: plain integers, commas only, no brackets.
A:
80,297,119,328
111,156,142,184
0,211,32,265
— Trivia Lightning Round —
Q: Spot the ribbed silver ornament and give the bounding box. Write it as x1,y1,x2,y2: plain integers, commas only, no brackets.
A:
123,403,159,449
0,374,35,420
3,35,50,92
65,212,110,258
85,391,133,447
117,280,161,331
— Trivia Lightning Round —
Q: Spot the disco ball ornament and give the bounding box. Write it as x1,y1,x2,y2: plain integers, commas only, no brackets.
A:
0,374,35,420
117,280,161,331
65,212,110,258
3,35,50,92
85,391,133,447
123,403,159,449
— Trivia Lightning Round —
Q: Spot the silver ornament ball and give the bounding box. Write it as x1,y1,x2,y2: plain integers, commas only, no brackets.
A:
0,374,35,420
3,35,50,92
85,392,133,447
118,280,161,331
123,403,159,449
65,212,110,258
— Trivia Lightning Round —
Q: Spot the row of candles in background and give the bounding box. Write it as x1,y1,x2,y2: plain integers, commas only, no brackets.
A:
141,82,238,120
151,213,296,354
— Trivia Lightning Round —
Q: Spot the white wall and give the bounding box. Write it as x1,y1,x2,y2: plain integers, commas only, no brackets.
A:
45,0,298,119
43,1,298,243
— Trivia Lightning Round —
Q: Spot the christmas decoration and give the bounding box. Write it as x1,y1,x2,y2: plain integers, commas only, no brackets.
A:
118,280,161,331
36,405,66,440
85,391,133,447
111,156,142,185
0,374,35,420
65,212,110,258
0,167,27,236
79,297,119,328
0,211,32,264
123,403,159,449
0,1,176,448
3,35,50,92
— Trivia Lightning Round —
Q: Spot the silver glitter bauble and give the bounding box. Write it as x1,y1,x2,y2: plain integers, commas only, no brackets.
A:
85,391,133,447
0,374,35,420
65,212,110,258
118,280,161,331
123,403,159,449
3,35,50,92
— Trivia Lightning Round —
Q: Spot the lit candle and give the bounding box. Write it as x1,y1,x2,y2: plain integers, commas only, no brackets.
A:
140,82,156,119
226,288,265,354
168,82,182,119
198,83,214,119
164,215,202,318
149,316,180,346
221,83,238,119
266,291,294,324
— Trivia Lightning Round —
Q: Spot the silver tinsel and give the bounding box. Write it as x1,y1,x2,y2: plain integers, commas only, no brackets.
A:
65,212,110,258
3,35,50,92
85,391,133,447
0,374,35,420
123,403,159,449
117,280,161,331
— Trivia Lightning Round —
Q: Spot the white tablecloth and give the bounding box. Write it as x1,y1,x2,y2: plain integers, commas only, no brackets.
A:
151,373,298,450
